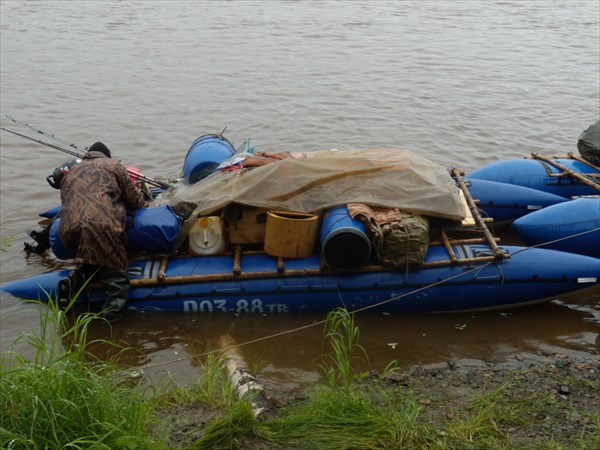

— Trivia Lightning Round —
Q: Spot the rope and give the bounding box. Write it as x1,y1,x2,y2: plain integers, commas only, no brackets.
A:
135,226,599,372
509,226,600,255
133,263,486,368
136,265,488,370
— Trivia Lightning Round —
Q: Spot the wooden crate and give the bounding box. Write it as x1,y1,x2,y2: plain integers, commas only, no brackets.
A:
227,207,268,244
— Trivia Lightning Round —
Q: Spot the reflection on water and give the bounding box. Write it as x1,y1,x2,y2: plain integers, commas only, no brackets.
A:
40,286,596,390
1,275,598,389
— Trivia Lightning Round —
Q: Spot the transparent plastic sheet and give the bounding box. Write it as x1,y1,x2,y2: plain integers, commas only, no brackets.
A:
161,149,468,239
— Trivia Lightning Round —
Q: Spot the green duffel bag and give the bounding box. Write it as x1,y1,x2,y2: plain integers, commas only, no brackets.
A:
379,213,429,268
348,204,430,268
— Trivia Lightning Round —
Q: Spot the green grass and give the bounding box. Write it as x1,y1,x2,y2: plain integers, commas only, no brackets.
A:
0,297,166,449
258,309,598,450
321,307,367,391
0,235,12,251
1,302,598,449
263,385,433,449
258,309,437,449
192,401,258,449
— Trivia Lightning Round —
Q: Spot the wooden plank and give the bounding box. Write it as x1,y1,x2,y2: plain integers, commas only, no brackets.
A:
459,190,475,227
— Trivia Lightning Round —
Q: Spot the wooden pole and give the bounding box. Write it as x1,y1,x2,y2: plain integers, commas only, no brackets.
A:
440,230,458,263
233,246,242,275
567,151,600,172
450,168,508,260
277,257,285,274
157,258,169,281
531,153,600,192
128,253,503,288
431,237,500,245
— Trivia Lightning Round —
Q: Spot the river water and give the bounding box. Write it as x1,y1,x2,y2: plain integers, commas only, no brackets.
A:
1,1,599,388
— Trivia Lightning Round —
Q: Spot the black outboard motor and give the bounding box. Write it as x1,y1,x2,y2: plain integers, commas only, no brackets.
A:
46,158,81,189
26,159,80,253
25,225,53,254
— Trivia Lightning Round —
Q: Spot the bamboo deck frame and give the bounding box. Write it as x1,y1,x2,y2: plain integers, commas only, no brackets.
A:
130,169,508,288
567,151,600,172
531,152,600,193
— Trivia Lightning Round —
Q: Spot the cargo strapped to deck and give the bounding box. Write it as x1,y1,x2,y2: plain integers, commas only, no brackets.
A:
129,168,509,288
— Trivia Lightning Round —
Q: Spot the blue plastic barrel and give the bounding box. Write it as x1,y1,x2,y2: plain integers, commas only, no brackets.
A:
182,134,235,184
320,206,371,270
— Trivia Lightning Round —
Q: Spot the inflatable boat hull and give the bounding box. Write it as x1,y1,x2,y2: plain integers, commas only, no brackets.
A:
468,158,599,198
2,245,598,314
467,179,567,223
512,197,600,257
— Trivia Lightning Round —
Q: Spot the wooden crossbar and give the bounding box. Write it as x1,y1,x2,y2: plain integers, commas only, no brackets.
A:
449,168,507,260
567,151,600,171
128,253,501,288
531,153,600,192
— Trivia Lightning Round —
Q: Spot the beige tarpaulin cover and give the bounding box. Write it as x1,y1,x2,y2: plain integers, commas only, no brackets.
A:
164,148,467,221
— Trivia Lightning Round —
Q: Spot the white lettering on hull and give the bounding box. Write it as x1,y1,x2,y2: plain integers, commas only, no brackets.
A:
183,298,288,313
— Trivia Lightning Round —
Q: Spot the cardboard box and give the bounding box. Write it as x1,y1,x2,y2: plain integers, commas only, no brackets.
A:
227,206,268,244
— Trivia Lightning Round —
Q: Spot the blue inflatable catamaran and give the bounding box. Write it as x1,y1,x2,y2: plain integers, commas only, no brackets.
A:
2,141,599,313
3,243,598,314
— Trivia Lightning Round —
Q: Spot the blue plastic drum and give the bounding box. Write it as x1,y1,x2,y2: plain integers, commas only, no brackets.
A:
182,134,236,184
320,206,371,270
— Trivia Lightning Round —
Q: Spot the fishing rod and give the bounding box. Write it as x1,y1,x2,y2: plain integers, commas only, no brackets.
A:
1,126,81,158
0,125,170,189
3,114,88,152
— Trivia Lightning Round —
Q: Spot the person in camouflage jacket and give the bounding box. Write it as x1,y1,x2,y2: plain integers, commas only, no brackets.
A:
58,142,145,320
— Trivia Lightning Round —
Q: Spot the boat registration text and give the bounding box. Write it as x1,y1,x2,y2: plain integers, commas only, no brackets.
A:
183,298,289,313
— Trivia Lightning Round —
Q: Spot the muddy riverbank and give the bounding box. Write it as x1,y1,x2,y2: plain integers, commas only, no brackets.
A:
158,341,599,449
